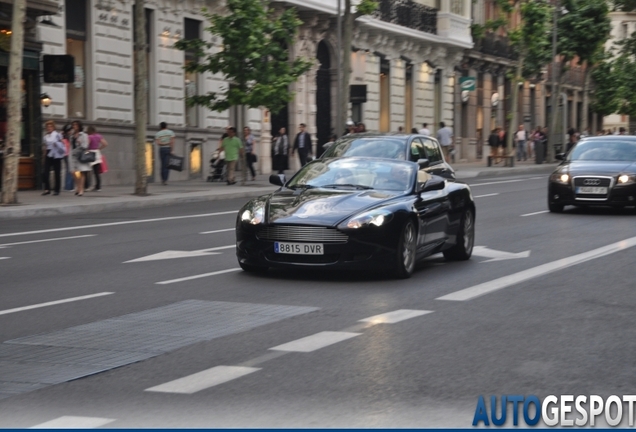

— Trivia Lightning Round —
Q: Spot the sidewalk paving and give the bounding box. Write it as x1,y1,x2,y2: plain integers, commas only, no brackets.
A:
0,160,557,220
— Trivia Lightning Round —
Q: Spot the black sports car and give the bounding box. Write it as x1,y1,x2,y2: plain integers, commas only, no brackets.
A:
320,133,456,180
548,136,636,212
236,158,475,278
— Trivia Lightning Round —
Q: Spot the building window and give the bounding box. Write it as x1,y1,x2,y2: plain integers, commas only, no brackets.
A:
450,0,464,16
184,18,201,128
405,62,413,132
380,58,390,132
66,0,87,119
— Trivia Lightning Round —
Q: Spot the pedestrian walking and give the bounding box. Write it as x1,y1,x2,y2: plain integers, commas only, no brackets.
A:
70,121,91,196
155,122,175,185
219,126,243,185
514,124,527,161
243,126,256,181
87,126,108,191
418,123,431,136
41,120,66,195
488,127,500,163
61,124,74,191
356,123,367,133
272,127,289,174
292,123,312,167
436,122,454,161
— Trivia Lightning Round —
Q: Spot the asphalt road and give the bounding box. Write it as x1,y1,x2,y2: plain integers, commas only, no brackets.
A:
0,173,635,427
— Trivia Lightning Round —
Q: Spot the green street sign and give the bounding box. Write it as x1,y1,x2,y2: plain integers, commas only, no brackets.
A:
460,76,476,92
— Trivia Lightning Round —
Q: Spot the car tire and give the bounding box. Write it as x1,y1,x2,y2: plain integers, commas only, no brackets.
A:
443,208,475,261
394,219,417,279
548,201,564,213
239,261,268,274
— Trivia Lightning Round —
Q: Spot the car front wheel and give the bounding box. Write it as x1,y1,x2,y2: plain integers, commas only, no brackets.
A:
394,219,417,279
443,208,474,261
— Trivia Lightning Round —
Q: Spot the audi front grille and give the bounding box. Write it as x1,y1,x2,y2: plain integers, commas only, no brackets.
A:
573,176,614,201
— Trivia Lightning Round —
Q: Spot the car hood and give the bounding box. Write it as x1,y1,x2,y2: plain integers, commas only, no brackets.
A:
267,188,403,226
563,161,636,176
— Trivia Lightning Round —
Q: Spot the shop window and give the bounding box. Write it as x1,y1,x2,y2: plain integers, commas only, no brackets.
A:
190,142,202,178
66,0,87,119
184,18,201,128
145,140,154,181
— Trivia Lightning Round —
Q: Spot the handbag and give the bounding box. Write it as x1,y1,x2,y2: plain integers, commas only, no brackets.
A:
78,150,96,164
250,153,258,163
167,154,184,172
98,155,109,174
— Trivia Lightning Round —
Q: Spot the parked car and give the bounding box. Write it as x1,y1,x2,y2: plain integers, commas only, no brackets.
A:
548,136,636,212
320,133,456,180
236,157,475,278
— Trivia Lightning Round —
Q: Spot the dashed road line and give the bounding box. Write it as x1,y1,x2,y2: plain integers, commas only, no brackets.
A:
269,331,361,353
155,268,241,285
437,235,636,301
0,292,114,317
359,310,433,324
521,210,549,217
145,366,261,394
474,193,500,198
200,228,235,234
0,234,96,248
30,416,116,429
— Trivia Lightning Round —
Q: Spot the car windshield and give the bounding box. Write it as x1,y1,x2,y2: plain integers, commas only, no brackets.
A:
321,137,407,160
287,159,416,192
568,140,636,162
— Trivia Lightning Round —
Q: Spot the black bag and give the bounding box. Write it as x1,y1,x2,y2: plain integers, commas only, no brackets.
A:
250,153,258,163
78,150,96,164
167,154,184,172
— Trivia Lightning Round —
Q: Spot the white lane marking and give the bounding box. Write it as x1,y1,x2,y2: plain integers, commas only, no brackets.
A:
156,268,241,285
437,235,636,301
474,193,500,198
0,292,114,317
30,416,115,428
200,228,235,234
269,331,361,353
0,234,96,248
0,257,10,260
530,176,546,180
0,211,238,239
472,246,531,262
125,245,234,263
521,210,549,217
471,179,525,187
359,309,433,324
145,366,260,394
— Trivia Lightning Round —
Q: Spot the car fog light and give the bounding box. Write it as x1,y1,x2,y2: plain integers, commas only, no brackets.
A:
554,194,559,200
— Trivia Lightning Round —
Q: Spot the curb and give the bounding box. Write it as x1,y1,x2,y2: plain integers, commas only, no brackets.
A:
0,187,277,220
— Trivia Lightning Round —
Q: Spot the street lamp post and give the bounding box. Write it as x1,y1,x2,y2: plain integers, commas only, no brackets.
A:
548,1,568,163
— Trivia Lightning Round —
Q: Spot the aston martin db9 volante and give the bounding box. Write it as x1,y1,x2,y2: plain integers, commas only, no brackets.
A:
548,136,636,212
236,157,475,278
320,133,456,180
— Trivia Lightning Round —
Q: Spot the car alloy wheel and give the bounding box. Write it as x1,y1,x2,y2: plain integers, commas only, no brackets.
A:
395,219,417,279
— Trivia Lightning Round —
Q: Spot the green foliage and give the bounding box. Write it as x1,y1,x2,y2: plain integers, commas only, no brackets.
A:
557,0,611,65
356,0,378,16
509,1,552,79
610,0,636,11
174,0,312,114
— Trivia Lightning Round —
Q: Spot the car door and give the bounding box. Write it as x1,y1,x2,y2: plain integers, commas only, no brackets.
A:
422,138,455,179
414,172,451,252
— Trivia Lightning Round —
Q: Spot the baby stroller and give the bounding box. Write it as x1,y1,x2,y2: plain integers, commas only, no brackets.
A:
207,150,226,182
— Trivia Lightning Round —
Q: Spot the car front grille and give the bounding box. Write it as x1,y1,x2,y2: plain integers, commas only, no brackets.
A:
573,176,613,201
257,226,348,243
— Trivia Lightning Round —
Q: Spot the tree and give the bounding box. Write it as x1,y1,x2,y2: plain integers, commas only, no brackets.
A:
548,0,610,160
339,0,377,135
133,0,148,196
1,0,26,205
174,0,311,116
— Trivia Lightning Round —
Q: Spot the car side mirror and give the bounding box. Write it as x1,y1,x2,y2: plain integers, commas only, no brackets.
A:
418,176,446,193
269,174,285,186
555,153,565,161
417,158,430,169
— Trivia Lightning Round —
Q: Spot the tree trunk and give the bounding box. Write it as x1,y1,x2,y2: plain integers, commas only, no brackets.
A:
340,0,352,133
547,59,566,163
581,64,591,133
1,0,26,205
134,0,148,195
506,57,524,156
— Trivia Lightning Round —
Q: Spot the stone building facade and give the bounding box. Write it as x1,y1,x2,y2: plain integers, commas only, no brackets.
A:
38,0,473,185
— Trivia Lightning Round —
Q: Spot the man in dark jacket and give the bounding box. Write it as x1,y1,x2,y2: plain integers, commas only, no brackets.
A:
292,123,312,166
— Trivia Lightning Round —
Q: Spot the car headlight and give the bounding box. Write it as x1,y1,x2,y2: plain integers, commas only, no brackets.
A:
240,205,265,225
341,209,393,229
618,174,636,185
550,173,570,184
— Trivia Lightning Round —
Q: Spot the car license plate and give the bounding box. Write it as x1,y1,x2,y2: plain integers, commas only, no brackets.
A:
274,242,324,255
576,187,608,194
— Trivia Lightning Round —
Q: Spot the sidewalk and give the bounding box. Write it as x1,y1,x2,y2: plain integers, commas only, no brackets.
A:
0,160,557,219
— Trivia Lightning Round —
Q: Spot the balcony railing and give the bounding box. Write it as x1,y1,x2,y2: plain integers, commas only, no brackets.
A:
475,33,517,60
547,63,586,88
372,0,437,35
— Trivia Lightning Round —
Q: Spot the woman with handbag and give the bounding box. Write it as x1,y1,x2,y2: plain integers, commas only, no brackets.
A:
243,126,256,181
87,126,108,191
70,121,92,196
41,120,66,195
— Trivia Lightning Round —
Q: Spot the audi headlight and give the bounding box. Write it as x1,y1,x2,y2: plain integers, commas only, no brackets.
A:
342,209,393,229
240,205,265,225
550,173,570,184
618,174,636,185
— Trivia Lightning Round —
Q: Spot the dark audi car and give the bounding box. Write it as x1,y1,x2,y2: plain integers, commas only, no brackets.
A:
548,136,636,212
236,157,475,278
320,133,456,180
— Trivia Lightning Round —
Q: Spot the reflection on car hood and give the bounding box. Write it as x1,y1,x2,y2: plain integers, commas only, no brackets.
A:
268,188,402,226
565,161,636,175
